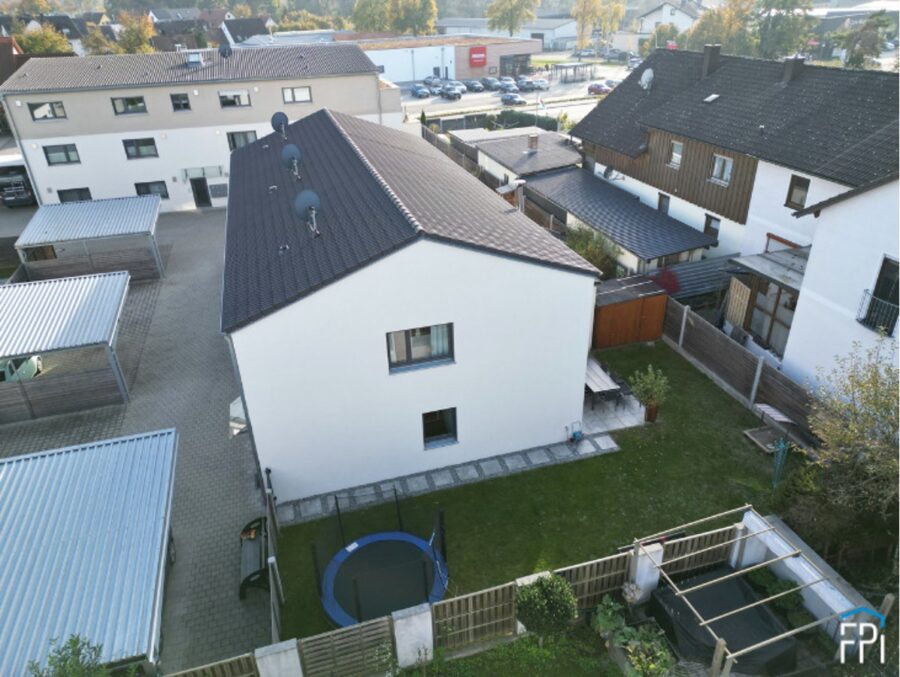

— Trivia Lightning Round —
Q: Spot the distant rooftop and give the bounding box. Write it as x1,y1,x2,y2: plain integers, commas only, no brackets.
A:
475,132,581,176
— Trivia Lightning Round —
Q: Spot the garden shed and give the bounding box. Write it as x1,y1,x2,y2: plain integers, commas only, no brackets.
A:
15,195,163,280
0,429,177,675
0,271,130,424
593,275,667,349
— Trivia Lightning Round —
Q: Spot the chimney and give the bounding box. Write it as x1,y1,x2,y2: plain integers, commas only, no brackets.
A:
782,56,805,84
702,44,721,79
527,133,539,153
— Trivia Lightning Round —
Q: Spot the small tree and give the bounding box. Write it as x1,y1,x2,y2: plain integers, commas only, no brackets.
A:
630,364,669,422
833,10,893,68
28,635,107,677
515,574,577,647
352,0,391,32
117,13,155,54
83,26,122,55
14,23,73,55
486,0,540,38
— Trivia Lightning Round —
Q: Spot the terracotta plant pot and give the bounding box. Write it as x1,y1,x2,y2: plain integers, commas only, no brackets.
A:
644,403,659,423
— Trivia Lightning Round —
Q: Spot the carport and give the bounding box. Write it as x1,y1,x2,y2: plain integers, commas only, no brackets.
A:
0,429,178,675
551,61,596,83
15,195,163,280
0,271,130,424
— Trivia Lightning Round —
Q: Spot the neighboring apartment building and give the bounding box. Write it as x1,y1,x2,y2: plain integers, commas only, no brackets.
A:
436,17,577,50
0,45,403,211
222,109,598,501
636,1,701,34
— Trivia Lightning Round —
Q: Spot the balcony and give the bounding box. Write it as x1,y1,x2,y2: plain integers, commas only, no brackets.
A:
857,289,899,337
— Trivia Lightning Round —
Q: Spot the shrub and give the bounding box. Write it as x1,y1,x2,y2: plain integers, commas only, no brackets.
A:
766,579,803,612
564,228,621,279
515,575,578,646
746,567,778,591
629,365,670,408
616,624,676,677
28,636,107,677
592,594,625,637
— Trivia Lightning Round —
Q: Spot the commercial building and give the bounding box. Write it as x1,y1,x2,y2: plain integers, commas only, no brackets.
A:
436,16,577,51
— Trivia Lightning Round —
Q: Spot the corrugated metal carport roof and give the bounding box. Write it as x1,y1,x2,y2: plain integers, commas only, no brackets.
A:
16,195,160,248
0,271,129,358
0,429,178,675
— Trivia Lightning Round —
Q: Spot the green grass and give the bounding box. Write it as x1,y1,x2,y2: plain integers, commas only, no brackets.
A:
278,342,775,639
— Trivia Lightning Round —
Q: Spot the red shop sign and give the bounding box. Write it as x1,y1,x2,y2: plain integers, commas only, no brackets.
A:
470,46,487,67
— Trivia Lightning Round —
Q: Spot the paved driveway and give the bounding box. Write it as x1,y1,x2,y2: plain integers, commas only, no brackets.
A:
0,210,269,672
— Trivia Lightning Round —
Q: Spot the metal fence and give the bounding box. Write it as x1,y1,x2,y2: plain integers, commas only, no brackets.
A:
298,616,394,677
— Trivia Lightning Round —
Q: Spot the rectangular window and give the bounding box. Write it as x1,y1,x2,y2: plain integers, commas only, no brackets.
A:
748,278,796,357
668,140,683,168
57,187,92,202
704,214,720,238
219,90,251,108
43,144,79,165
123,138,158,159
135,180,169,199
657,193,670,214
282,86,312,104
710,154,733,185
859,257,899,335
423,408,457,448
111,96,147,115
785,174,810,209
170,93,191,111
227,130,257,151
387,323,453,369
28,101,66,121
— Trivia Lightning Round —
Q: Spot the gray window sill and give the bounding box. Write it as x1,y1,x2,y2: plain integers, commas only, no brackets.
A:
389,358,455,374
424,437,458,450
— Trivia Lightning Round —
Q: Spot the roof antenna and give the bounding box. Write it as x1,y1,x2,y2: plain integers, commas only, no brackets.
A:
294,190,321,237
281,144,302,181
270,111,289,141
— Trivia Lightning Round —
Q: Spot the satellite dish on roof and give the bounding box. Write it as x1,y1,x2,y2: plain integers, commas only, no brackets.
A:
218,43,233,59
294,190,321,237
281,143,302,180
639,68,654,92
271,111,289,140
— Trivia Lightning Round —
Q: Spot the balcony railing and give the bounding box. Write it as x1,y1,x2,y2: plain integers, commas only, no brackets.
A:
857,289,899,337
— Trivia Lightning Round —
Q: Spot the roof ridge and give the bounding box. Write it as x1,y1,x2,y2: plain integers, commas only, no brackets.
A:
325,110,424,235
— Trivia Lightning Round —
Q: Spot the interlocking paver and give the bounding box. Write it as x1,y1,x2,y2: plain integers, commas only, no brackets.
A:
526,448,551,465
503,453,527,471
479,459,503,476
455,464,479,481
405,475,429,493
431,469,454,487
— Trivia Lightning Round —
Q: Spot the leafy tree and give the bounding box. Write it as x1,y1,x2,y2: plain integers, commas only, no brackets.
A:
17,0,52,16
809,336,899,518
564,227,620,279
571,0,624,50
117,12,155,54
14,23,73,54
82,25,122,55
280,9,343,30
755,0,814,59
232,3,253,17
683,0,756,56
640,22,683,55
515,575,577,647
834,10,893,68
352,0,390,32
486,0,540,38
388,0,436,35
27,635,107,677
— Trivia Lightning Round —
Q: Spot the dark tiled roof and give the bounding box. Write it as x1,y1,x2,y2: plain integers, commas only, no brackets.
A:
526,167,717,260
0,44,376,93
653,255,741,300
221,111,597,331
573,49,899,187
475,132,581,176
224,18,270,42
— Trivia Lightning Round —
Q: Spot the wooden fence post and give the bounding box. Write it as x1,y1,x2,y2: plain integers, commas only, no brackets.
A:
749,356,765,405
678,304,691,347
709,637,727,677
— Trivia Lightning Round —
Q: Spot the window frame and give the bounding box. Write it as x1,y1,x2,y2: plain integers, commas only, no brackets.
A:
667,140,683,169
282,86,313,104
28,101,66,121
226,130,258,151
422,407,458,449
784,174,811,210
386,323,455,371
111,96,147,116
657,193,670,214
57,187,92,203
709,154,733,186
703,214,720,240
123,137,159,160
170,93,191,112
218,89,251,108
43,143,80,166
135,180,169,200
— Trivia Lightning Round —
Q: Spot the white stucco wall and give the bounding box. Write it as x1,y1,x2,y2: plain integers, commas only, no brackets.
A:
780,180,899,387
637,5,698,34
477,150,516,183
230,238,597,501
365,46,455,83
741,161,849,255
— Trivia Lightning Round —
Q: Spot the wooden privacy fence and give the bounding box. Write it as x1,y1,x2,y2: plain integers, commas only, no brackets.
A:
556,552,631,610
166,653,259,677
661,525,738,577
523,198,567,237
663,298,813,434
420,126,502,192
432,582,517,651
298,616,394,677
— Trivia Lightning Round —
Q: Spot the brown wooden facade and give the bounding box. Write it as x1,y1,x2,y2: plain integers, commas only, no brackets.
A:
583,130,759,224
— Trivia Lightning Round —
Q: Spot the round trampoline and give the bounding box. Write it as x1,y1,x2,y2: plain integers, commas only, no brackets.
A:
321,531,449,627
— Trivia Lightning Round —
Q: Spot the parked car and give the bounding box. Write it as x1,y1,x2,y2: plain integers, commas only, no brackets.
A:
481,77,501,90
501,93,527,106
429,83,444,95
463,79,484,92
627,57,643,70
588,82,612,95
0,170,37,208
605,79,622,89
499,76,516,85
440,84,462,100
573,48,595,58
531,78,550,90
516,78,537,92
423,75,442,86
410,84,431,98
499,82,519,93
0,356,42,383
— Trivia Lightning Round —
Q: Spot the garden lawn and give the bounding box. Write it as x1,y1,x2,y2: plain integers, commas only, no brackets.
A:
278,342,775,639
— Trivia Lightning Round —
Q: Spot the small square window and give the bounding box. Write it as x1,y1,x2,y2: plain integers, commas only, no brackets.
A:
43,144,79,165
785,175,810,210
704,214,720,243
112,96,147,115
423,408,457,448
135,180,169,199
171,93,191,111
283,86,312,104
668,140,683,168
710,154,733,185
58,187,92,202
123,138,158,159
219,90,251,108
227,130,257,151
29,101,66,121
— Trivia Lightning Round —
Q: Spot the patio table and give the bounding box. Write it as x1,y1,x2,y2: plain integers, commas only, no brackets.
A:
585,357,620,409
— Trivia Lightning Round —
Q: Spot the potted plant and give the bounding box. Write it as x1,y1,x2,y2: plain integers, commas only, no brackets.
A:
630,365,670,423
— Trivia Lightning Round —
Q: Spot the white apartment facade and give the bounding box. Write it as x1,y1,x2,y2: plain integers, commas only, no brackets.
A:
0,45,402,212
637,3,700,35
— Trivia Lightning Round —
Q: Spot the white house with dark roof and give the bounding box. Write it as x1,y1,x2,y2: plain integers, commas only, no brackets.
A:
221,109,598,501
0,45,402,212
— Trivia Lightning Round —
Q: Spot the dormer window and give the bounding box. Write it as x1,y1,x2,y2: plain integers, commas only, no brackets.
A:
187,51,203,67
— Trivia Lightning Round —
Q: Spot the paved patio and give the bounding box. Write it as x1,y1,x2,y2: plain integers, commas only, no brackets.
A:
280,395,644,525
0,210,269,673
